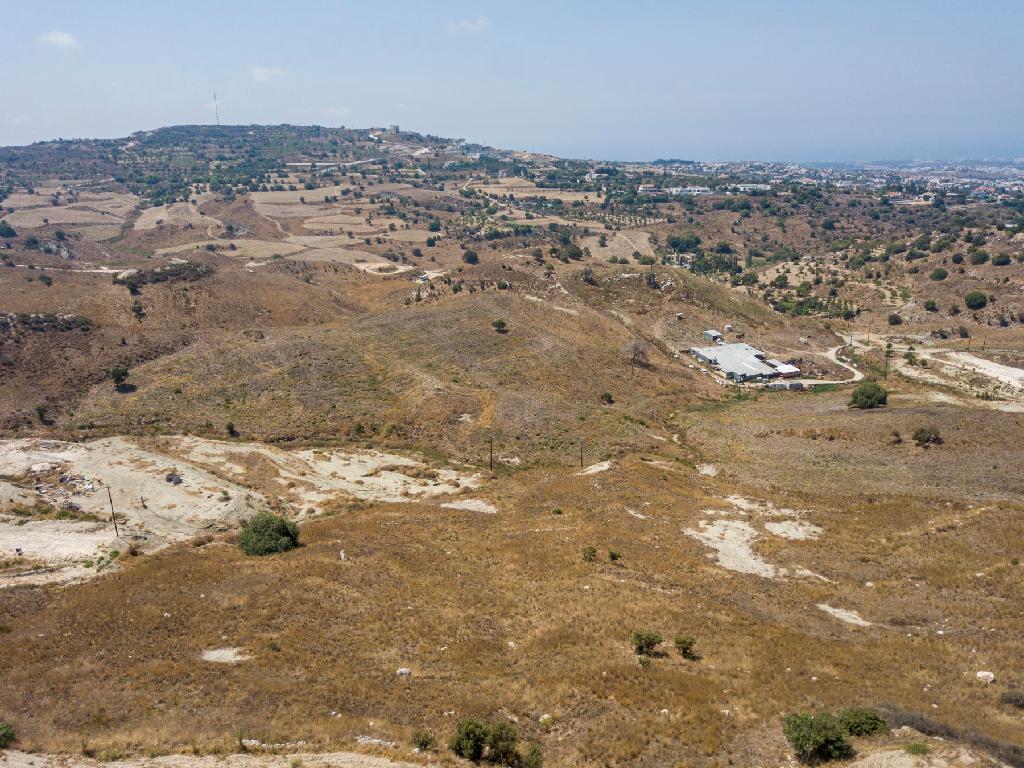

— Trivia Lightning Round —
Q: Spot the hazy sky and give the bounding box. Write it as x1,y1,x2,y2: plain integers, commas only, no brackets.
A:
5,0,1023,161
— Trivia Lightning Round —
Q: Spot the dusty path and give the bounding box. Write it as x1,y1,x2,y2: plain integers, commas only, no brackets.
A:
850,332,1024,399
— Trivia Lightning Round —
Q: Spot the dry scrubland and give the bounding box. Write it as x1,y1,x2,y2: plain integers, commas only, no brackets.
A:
2,419,1022,765
2,126,1024,767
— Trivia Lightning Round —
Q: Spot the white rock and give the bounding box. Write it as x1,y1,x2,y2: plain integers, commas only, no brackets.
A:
976,671,995,684
396,667,412,676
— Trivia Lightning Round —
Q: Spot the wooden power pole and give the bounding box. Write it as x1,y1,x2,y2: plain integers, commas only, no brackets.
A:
106,487,120,538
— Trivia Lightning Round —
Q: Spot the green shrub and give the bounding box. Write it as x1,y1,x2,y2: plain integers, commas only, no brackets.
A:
608,550,621,562
783,713,853,763
924,299,938,312
411,729,436,751
450,719,488,762
237,513,299,556
838,707,888,736
486,721,519,765
904,741,929,755
912,426,942,447
674,635,698,660
849,381,887,409
964,291,987,310
521,742,544,768
582,546,597,562
631,630,662,656
0,723,14,748
929,268,947,281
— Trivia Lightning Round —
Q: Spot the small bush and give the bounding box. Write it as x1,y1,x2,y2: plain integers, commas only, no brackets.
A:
450,719,489,762
521,742,544,768
887,313,903,326
912,426,942,447
849,381,887,409
608,549,621,562
582,546,597,562
964,291,987,310
838,707,888,736
904,742,929,756
492,319,508,333
1001,691,1024,710
929,268,948,281
486,721,519,765
674,635,698,660
0,723,14,748
783,713,853,763
631,630,662,656
238,513,299,556
411,730,436,751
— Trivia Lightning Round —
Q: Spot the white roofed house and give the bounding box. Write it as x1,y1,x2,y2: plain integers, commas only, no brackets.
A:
691,343,800,383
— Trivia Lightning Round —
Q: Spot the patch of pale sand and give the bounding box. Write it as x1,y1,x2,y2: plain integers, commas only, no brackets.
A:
201,647,252,663
172,436,478,506
441,499,498,514
0,480,34,506
0,518,119,561
698,463,718,476
764,520,823,540
723,495,801,518
134,201,220,231
684,519,779,578
577,460,612,476
817,604,871,627
1,750,420,768
944,351,1024,388
626,508,649,520
0,438,269,543
523,295,579,315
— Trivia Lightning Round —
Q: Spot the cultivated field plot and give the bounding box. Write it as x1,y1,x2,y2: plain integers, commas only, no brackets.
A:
134,201,219,231
474,176,603,203
4,206,123,227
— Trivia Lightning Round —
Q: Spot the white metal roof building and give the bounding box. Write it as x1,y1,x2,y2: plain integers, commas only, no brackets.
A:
691,343,799,382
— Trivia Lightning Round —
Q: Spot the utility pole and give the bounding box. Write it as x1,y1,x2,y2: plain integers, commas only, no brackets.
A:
106,487,120,538
579,443,584,468
213,92,220,126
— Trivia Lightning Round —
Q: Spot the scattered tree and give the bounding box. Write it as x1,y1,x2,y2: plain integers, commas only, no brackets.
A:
964,291,987,310
624,339,649,368
631,630,662,656
849,381,887,409
782,713,853,763
109,366,130,391
912,426,942,447
674,635,699,660
238,513,300,556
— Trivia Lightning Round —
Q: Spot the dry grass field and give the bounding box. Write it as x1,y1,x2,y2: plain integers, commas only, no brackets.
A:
2,125,1024,768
